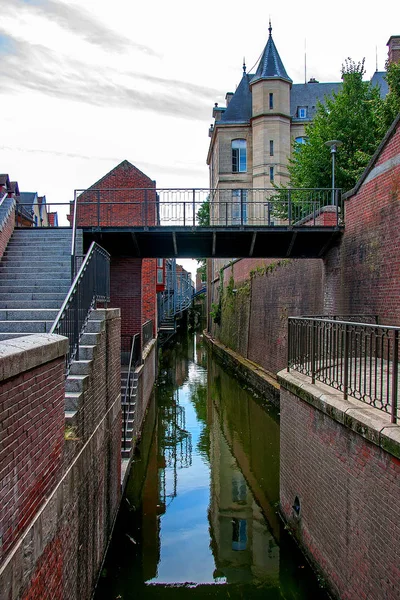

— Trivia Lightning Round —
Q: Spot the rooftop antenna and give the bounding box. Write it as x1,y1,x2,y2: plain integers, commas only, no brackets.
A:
243,57,246,74
269,17,272,36
305,38,307,83
376,45,378,72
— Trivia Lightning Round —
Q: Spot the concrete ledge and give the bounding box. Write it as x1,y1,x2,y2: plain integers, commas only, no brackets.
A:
278,368,400,459
204,331,280,406
0,334,68,381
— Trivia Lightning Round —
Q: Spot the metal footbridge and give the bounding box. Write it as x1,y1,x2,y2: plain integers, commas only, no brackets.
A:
70,187,343,259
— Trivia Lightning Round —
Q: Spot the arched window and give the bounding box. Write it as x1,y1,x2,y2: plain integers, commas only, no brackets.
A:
232,139,247,173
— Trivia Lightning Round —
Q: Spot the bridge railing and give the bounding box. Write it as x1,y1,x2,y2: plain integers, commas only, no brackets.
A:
70,187,342,228
287,317,399,423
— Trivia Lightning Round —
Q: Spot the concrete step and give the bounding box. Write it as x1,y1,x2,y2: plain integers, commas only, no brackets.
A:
0,300,63,309
0,309,59,321
0,284,70,294
0,292,67,302
65,391,81,412
69,360,92,376
80,332,101,346
0,320,53,333
65,375,89,393
0,271,70,280
85,320,104,334
0,262,70,272
78,345,95,360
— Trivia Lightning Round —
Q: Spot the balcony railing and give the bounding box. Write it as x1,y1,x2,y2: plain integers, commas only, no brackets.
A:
288,317,399,423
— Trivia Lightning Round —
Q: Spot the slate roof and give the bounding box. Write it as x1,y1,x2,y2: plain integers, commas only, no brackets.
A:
251,26,292,84
19,192,38,205
220,73,253,124
370,71,389,97
290,82,342,120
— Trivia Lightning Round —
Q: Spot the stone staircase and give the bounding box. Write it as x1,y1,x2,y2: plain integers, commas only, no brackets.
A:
0,228,82,341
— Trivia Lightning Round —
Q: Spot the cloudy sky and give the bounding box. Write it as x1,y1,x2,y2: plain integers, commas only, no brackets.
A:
1,0,399,278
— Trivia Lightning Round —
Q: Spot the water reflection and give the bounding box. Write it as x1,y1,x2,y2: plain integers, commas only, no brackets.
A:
95,330,327,599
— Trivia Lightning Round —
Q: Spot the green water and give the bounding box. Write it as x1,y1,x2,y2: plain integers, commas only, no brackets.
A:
95,331,328,599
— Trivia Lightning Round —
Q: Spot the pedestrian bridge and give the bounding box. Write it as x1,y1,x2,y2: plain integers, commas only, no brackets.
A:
72,187,343,259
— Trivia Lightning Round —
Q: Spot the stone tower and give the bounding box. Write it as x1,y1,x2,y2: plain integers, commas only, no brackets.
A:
250,22,292,188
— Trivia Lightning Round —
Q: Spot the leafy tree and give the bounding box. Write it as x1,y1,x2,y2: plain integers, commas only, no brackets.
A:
196,195,210,226
380,60,400,132
289,58,384,191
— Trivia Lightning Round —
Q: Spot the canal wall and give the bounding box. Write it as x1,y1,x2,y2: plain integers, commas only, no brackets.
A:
0,309,122,600
278,369,400,600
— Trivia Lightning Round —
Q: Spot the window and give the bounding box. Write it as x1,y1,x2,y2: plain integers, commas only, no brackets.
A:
269,166,274,183
269,93,274,109
232,190,247,224
232,139,247,172
232,519,247,551
157,258,163,267
269,140,274,156
298,107,307,119
157,269,164,284
294,137,308,152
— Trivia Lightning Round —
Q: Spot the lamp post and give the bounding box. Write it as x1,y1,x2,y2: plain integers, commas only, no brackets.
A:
324,140,342,205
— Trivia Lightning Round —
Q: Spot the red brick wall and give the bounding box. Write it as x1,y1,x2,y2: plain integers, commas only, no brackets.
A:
280,386,400,600
0,357,65,562
211,258,323,376
76,161,157,228
110,257,142,339
142,258,157,335
324,119,400,324
0,199,15,260
0,311,122,600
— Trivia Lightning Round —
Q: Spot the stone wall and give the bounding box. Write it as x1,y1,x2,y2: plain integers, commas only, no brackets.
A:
0,308,122,600
278,369,400,600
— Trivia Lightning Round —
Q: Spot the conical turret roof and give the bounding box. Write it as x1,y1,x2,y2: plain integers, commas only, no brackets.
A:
251,23,292,84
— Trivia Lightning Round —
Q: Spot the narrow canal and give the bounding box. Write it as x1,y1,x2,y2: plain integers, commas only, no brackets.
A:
95,330,328,599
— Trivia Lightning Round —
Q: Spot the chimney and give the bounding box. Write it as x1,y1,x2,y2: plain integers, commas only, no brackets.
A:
225,92,234,106
387,35,400,64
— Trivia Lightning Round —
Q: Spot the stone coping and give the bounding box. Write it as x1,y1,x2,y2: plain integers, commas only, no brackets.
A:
0,334,68,382
278,369,400,459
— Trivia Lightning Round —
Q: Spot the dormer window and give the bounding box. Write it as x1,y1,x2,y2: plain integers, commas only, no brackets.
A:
298,107,307,119
232,139,247,173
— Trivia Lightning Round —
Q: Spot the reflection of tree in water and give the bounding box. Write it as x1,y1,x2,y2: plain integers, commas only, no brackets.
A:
158,388,192,510
188,378,210,462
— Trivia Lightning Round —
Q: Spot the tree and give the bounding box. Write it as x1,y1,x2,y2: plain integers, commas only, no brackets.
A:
288,59,384,192
380,60,400,132
196,195,210,226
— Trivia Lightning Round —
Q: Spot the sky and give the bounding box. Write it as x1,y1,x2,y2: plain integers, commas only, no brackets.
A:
1,0,399,280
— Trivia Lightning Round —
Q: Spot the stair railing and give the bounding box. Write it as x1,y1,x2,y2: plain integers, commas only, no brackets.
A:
123,333,141,451
50,241,110,370
70,189,78,281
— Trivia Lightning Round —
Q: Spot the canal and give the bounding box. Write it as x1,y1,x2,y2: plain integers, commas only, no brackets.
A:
95,330,328,599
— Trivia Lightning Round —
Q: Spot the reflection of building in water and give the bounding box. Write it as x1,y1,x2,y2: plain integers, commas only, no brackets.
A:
158,389,192,510
209,398,279,585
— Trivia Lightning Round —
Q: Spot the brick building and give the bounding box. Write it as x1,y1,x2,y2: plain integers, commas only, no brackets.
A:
76,160,158,344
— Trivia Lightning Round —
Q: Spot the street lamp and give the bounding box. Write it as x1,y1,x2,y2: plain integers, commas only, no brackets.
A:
324,140,342,205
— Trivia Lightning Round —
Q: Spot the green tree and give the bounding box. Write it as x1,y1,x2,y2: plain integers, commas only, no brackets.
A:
289,58,384,192
196,195,210,226
380,60,400,132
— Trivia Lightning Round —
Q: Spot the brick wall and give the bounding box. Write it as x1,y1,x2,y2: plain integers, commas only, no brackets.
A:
142,258,157,335
279,378,400,600
110,257,142,339
0,310,122,600
0,198,15,260
0,336,67,563
76,160,157,228
324,117,400,324
211,258,323,376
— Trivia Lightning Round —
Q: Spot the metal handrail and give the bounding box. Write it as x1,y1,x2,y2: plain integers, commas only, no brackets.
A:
123,333,141,451
71,190,78,281
50,241,110,369
287,317,399,423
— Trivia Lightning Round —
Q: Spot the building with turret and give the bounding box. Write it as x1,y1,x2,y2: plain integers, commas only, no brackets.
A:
207,24,394,199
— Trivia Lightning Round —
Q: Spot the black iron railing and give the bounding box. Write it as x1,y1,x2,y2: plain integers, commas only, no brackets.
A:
288,317,399,423
142,319,153,348
122,333,141,451
50,242,110,369
71,187,342,228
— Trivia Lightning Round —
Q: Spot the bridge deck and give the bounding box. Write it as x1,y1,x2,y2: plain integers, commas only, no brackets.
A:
81,225,343,259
